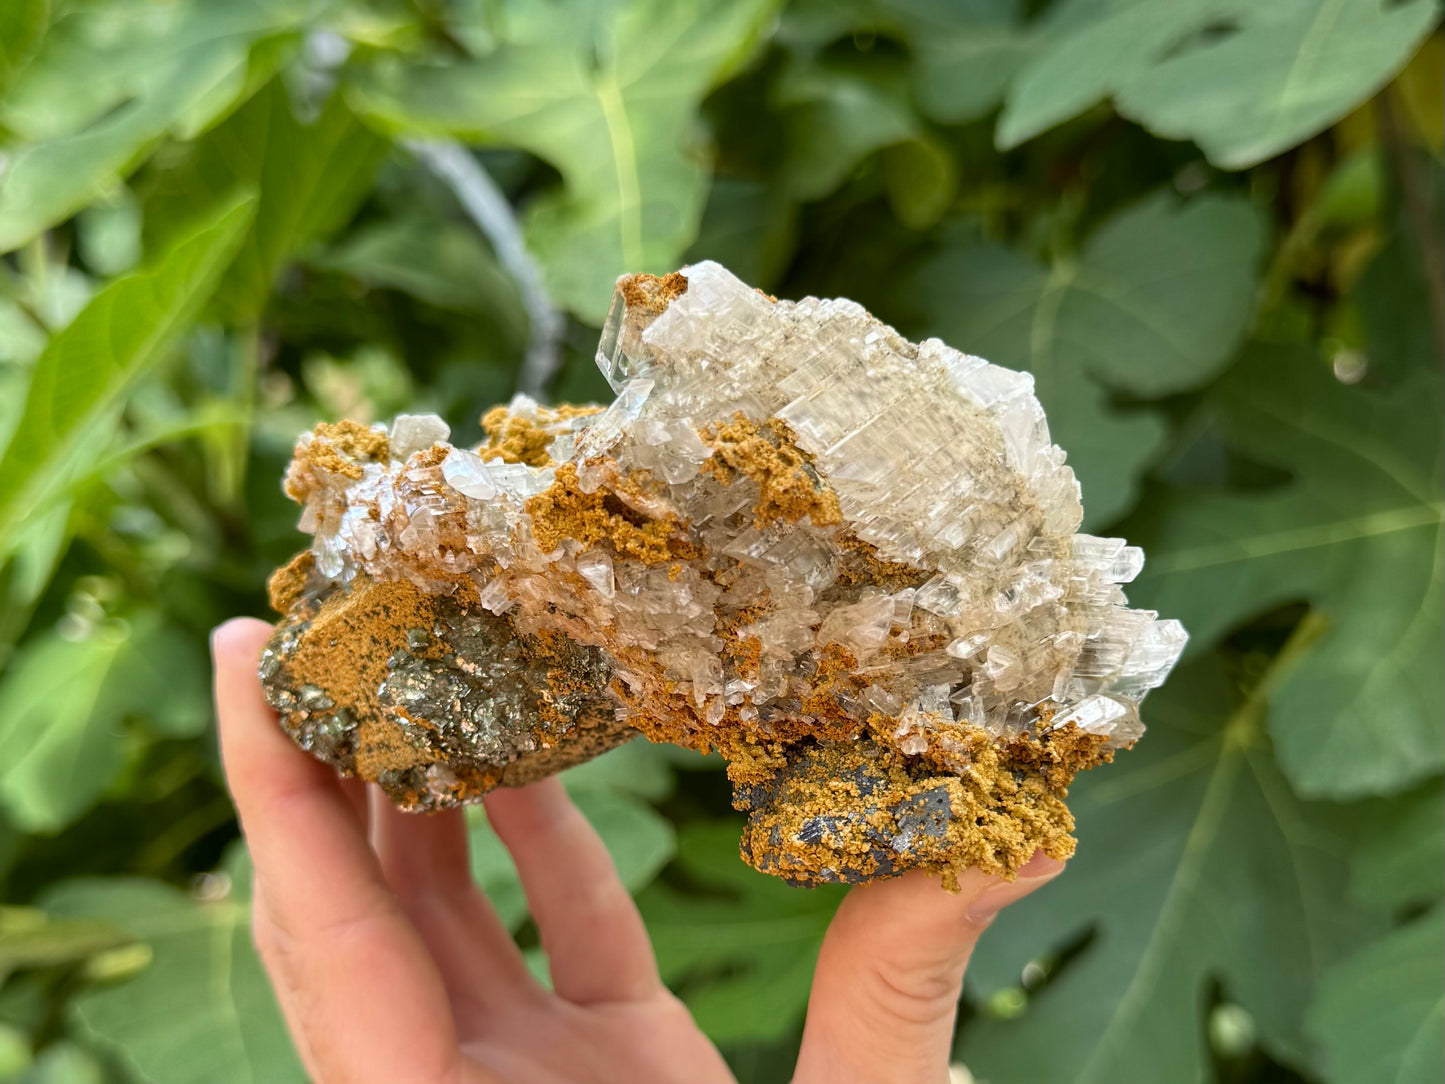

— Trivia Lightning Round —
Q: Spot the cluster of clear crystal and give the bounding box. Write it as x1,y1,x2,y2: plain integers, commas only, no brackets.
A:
287,261,1186,750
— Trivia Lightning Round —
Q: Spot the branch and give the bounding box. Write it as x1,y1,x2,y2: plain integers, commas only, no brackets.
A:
405,139,564,398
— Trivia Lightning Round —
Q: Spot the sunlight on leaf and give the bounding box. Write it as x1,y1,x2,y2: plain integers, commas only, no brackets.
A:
349,0,779,322
0,191,255,558
0,0,312,252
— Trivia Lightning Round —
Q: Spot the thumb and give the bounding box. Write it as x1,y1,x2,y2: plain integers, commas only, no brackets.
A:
792,853,1063,1084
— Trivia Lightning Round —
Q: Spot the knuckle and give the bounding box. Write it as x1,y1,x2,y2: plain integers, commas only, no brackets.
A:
860,957,965,1029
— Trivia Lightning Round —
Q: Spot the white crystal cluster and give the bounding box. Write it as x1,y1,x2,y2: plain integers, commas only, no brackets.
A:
287,262,1186,749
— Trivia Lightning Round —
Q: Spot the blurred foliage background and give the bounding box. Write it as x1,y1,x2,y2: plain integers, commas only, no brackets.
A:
0,1,1441,1081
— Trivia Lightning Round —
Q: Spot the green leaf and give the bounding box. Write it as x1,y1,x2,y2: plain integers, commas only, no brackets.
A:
40,850,305,1084
997,0,1225,152
0,613,208,832
0,627,138,833
1348,779,1445,910
0,1025,28,1080
558,738,677,802
959,657,1374,1084
998,0,1442,168
684,178,796,289
882,137,956,230
1131,346,1444,797
18,1042,105,1084
0,500,69,614
1306,907,1445,1084
0,301,46,369
0,0,308,253
882,0,1036,124
75,187,142,278
117,620,211,740
0,907,130,986
1115,0,1442,169
0,811,16,884
0,191,256,557
315,212,526,339
1353,153,1444,381
349,0,779,322
773,53,956,225
144,80,389,323
911,190,1262,525
639,821,844,1042
0,0,47,98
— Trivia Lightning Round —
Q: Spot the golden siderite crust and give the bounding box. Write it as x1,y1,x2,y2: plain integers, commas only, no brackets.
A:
260,263,1186,888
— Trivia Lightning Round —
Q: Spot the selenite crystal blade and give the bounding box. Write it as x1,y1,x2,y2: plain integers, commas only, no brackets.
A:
259,262,1187,888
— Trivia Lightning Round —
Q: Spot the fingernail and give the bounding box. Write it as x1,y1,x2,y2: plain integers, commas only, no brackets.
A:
966,858,1064,921
210,619,241,657
1017,852,1066,879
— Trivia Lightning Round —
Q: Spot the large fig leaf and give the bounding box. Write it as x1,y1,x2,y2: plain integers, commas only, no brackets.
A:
1306,907,1445,1084
997,0,1440,169
1348,779,1445,910
911,190,1262,526
1132,346,1444,797
959,658,1374,1084
349,0,778,323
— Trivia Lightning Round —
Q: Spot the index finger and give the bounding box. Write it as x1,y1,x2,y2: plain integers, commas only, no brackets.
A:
793,854,1064,1084
213,618,469,1084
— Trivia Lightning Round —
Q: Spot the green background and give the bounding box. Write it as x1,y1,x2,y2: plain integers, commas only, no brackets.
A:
0,1,1441,1081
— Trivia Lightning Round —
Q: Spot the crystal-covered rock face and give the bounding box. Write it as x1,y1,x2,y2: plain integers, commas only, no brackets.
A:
260,263,1186,887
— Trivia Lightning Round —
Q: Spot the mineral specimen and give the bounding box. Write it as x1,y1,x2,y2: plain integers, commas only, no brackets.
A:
260,262,1186,887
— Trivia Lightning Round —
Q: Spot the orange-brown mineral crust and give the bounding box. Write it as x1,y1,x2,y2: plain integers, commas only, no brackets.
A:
737,734,1085,889
285,419,390,496
619,270,689,313
524,461,699,564
701,414,843,527
480,402,602,466
260,260,1188,889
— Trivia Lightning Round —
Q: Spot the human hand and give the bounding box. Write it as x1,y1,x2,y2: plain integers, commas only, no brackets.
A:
214,617,1063,1084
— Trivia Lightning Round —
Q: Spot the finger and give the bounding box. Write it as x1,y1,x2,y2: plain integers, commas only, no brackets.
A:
369,791,543,1030
340,777,370,828
213,618,472,1084
250,881,322,1080
793,853,1064,1084
483,778,662,1005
